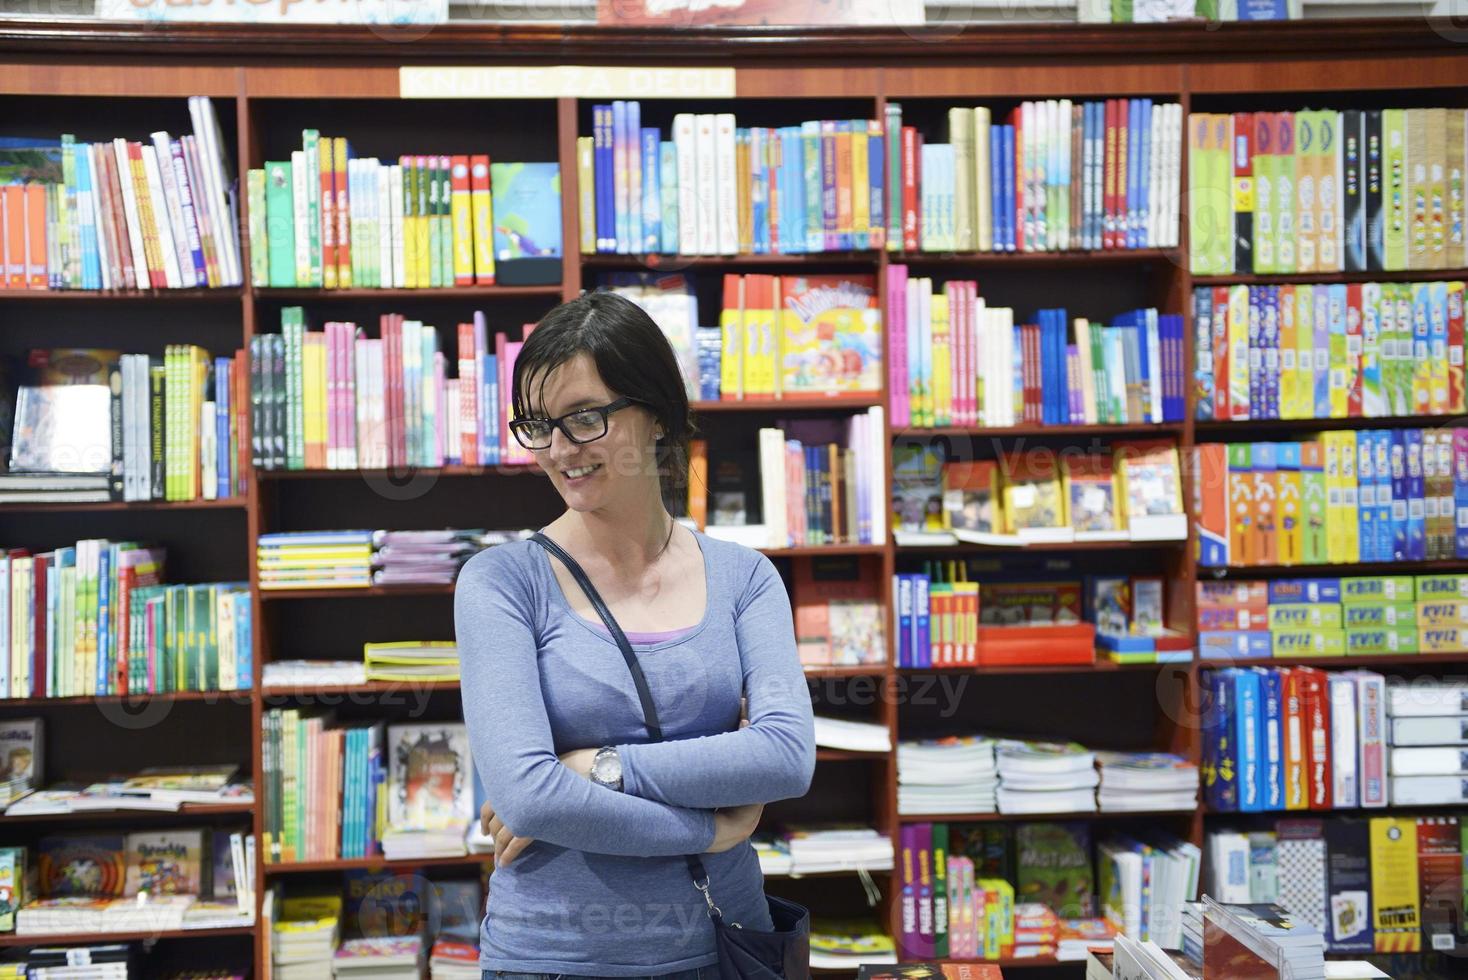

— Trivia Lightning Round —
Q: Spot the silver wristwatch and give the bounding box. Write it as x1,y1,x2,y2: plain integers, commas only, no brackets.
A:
590,746,623,791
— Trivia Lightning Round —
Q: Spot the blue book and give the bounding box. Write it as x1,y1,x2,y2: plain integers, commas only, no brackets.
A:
641,127,661,254
1314,287,1332,418
626,101,643,251
594,105,613,252
914,574,931,669
611,100,629,253
787,127,810,256
896,574,913,668
1259,667,1284,810
1264,287,1281,420
1373,430,1393,563
1167,313,1186,421
659,141,678,255
1356,430,1377,561
1248,287,1263,419
215,357,232,499
989,124,1003,253
1239,0,1289,19
1205,670,1238,811
1003,125,1018,252
1391,429,1409,560
747,129,765,254
480,353,498,465
1407,427,1426,561
1125,99,1140,249
1136,98,1152,248
1235,668,1263,813
234,590,252,691
869,126,885,251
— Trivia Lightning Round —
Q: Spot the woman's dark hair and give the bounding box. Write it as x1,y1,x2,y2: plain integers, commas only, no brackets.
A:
512,290,694,503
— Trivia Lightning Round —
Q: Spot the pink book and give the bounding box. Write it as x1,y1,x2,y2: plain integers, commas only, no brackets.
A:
344,324,360,468
324,322,338,468
382,315,401,469
953,280,970,426
433,350,448,467
1353,670,1387,807
888,263,909,427
501,337,533,466
473,311,490,462
332,321,345,468
457,322,477,467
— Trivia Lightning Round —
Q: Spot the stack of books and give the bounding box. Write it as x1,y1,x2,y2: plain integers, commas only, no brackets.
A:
18,944,134,978
1111,934,1198,980
886,275,1186,430
1187,107,1467,276
257,531,374,591
1091,577,1193,665
795,556,885,669
272,894,342,980
896,735,997,815
1098,834,1201,951
785,825,893,875
262,660,367,689
427,940,479,980
262,710,385,863
1201,898,1325,980
1095,752,1198,813
363,641,459,682
809,920,897,970
10,765,253,815
370,529,482,586
813,716,891,753
380,723,474,861
0,97,242,292
1389,678,1468,805
332,937,425,980
996,740,1098,815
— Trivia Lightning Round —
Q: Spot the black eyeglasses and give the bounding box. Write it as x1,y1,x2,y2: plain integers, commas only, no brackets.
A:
509,397,642,450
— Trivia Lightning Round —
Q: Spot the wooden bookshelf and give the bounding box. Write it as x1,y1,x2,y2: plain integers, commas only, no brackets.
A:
1194,415,1468,435
0,926,255,948
0,497,248,513
0,801,256,824
3,18,1465,974
1192,267,1468,286
263,854,492,874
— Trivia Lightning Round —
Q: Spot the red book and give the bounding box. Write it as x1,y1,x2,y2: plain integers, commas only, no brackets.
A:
975,623,1096,667
1212,286,1231,421
102,145,136,290
335,145,351,287
30,554,47,699
1026,324,1043,424
1300,666,1332,810
128,141,166,289
469,154,493,285
1346,283,1364,416
457,322,477,466
1450,283,1466,412
1115,99,1130,250
1010,105,1025,252
320,139,337,289
451,156,472,286
901,126,919,252
1103,99,1119,250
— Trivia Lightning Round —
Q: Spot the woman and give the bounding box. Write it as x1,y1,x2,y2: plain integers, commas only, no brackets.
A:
455,291,817,980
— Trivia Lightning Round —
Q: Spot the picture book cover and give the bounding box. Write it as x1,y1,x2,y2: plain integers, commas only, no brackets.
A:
708,447,761,526
124,829,203,896
39,834,126,897
892,444,946,533
999,454,1067,533
387,723,473,831
490,162,562,261
343,868,427,940
778,275,882,397
1061,453,1120,533
9,385,112,474
1015,822,1095,919
0,847,26,933
1115,440,1185,517
1090,578,1131,636
942,460,1001,536
209,830,236,900
0,718,42,806
979,582,1083,625
432,878,482,944
795,555,882,666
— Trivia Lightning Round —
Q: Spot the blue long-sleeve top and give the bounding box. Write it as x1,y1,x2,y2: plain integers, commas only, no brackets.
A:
454,529,816,975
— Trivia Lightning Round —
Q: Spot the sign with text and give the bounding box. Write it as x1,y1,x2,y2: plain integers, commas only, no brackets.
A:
98,0,447,27
597,0,923,27
400,65,737,100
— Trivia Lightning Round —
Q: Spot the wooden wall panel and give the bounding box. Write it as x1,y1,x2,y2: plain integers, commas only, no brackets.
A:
243,65,400,99
736,66,880,98
1189,52,1468,94
883,62,1184,99
0,60,236,96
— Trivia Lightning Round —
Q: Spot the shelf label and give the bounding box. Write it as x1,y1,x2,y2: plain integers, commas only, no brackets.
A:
399,65,736,100
97,0,447,26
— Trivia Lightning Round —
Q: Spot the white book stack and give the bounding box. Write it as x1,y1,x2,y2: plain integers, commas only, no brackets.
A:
1387,679,1468,805
996,739,1098,814
784,825,893,875
1095,751,1198,812
896,734,996,815
813,716,891,754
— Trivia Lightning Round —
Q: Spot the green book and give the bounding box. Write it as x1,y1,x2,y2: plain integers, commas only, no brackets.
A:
264,161,295,287
402,158,418,288
247,169,267,288
932,822,949,958
1017,822,1094,919
1211,114,1233,279
1274,113,1296,275
427,157,443,288
302,129,322,286
439,158,453,287
803,121,822,252
1383,108,1407,271
284,307,306,471
886,102,902,252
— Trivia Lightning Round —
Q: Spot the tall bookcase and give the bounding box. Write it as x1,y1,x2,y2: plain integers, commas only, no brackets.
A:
1,19,1466,977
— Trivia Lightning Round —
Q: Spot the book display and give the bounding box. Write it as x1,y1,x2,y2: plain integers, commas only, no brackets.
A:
0,17,1464,978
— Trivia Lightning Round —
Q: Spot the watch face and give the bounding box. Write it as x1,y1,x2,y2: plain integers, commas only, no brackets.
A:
599,751,622,784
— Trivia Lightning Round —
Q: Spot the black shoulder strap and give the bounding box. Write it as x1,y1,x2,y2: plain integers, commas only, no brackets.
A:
528,532,714,897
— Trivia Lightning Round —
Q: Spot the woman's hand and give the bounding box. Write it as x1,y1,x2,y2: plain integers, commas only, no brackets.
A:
480,800,535,867
707,802,763,853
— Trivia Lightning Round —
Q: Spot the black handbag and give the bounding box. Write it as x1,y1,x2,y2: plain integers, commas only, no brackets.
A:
530,532,812,980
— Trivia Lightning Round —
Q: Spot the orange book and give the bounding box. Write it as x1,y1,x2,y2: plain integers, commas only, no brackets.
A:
128,141,165,289
3,185,22,288
975,623,1096,667
835,123,854,248
25,183,46,289
793,555,882,667
687,439,709,530
334,138,351,287
1281,667,1306,809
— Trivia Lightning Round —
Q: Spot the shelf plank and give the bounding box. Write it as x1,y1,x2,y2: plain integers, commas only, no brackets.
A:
0,925,255,947
889,248,1181,267
0,288,242,303
896,538,1186,554
253,285,561,299
0,690,252,708
764,544,887,557
580,252,876,269
257,464,541,480
262,680,461,697
803,665,888,679
1193,268,1468,286
265,854,492,873
260,584,454,600
900,809,1194,823
1201,559,1468,577
815,748,889,762
1205,801,1468,818
0,497,247,514
895,422,1184,439
898,660,1183,675
1,801,256,824
693,396,883,413
1195,415,1466,435
1202,652,1468,670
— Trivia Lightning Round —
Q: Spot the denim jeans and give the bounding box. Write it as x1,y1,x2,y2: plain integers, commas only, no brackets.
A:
486,968,718,980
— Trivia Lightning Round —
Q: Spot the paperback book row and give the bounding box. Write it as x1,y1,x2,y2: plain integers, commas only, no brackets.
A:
888,100,1181,255
1197,574,1468,661
1206,814,1467,956
1079,0,1301,22
249,134,562,288
892,439,1188,548
792,555,885,668
0,98,242,291
887,268,1186,429
0,541,250,699
899,735,1198,816
5,826,254,936
1192,281,1467,423
1188,107,1467,275
263,641,460,688
697,409,888,550
712,273,881,400
251,309,542,472
267,873,482,980
896,820,1195,961
5,346,247,503
262,716,474,865
1193,431,1468,569
257,528,510,591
